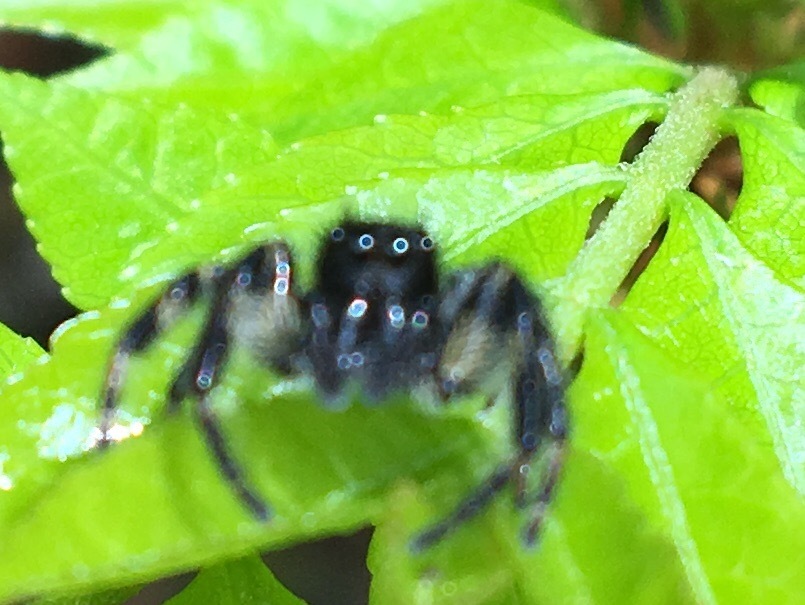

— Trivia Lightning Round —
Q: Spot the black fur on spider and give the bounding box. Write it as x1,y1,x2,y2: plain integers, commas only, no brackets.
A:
100,220,567,549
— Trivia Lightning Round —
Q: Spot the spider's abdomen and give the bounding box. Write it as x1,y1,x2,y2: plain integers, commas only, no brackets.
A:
305,221,440,402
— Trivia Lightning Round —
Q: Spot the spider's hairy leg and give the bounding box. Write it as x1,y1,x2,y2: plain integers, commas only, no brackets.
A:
520,441,564,545
412,266,566,550
184,291,271,521
411,265,512,549
511,278,566,544
166,244,298,521
100,273,200,446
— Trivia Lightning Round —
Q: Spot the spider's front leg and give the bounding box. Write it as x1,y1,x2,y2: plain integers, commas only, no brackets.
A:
413,265,567,549
101,272,201,443
101,244,301,521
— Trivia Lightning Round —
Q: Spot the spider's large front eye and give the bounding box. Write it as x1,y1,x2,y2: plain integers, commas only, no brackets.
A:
358,234,375,250
392,237,409,254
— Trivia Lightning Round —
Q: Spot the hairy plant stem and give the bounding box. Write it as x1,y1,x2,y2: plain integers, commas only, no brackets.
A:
549,67,739,361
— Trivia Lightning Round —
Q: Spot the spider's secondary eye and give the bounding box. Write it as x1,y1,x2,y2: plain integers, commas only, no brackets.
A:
331,227,345,241
196,372,213,390
388,304,405,328
421,294,434,308
347,298,369,318
358,234,375,250
274,278,289,295
392,237,409,254
419,236,434,251
412,310,430,328
337,352,365,369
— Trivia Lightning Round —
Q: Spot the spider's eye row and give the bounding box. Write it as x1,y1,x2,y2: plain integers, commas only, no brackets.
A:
331,227,345,241
392,237,409,254
420,236,434,251
358,234,375,250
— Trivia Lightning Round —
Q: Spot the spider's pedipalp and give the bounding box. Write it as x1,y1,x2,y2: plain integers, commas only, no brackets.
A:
435,265,514,398
225,243,303,374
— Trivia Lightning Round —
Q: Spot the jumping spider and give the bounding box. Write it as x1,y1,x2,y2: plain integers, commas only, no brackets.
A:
101,220,566,548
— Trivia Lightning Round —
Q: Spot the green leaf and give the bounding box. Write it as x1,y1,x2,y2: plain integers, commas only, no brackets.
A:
622,191,805,495
725,108,805,288
0,321,44,380
0,298,499,602
31,585,138,605
0,71,662,310
165,556,304,605
0,0,192,50
0,323,45,497
749,79,805,128
0,73,277,309
63,0,686,142
368,453,692,605
747,60,805,129
4,331,140,605
0,154,623,599
754,59,805,85
572,312,805,604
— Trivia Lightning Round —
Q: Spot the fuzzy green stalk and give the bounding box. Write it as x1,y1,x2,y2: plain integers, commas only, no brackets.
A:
549,67,739,361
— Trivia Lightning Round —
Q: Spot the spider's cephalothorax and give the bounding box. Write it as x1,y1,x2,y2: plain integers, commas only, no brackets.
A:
101,220,567,548
307,222,439,401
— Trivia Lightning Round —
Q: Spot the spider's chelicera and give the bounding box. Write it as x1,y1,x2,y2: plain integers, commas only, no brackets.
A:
101,220,567,549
